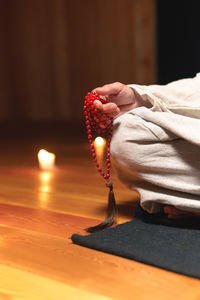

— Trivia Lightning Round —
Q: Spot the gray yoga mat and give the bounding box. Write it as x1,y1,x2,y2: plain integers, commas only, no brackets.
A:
71,206,200,278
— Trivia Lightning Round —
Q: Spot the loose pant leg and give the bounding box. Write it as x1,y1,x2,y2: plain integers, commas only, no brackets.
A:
110,113,200,213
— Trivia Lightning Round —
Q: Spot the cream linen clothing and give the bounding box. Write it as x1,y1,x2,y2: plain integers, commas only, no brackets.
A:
111,73,200,213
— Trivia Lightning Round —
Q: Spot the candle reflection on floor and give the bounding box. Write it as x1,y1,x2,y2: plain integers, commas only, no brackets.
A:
39,171,52,208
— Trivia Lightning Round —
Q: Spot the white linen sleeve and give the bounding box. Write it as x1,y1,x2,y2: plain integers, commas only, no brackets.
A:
127,73,200,118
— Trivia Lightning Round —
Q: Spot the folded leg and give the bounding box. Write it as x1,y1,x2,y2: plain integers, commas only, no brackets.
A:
111,112,200,214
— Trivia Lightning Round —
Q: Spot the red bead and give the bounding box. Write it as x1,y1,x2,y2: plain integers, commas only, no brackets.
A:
87,129,91,134
98,168,102,172
88,134,92,139
106,158,110,163
87,125,90,129
85,120,90,125
92,153,96,158
90,143,94,148
107,163,111,168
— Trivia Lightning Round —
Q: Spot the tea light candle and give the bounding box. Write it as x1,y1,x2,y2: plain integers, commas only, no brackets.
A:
38,149,56,170
94,137,106,165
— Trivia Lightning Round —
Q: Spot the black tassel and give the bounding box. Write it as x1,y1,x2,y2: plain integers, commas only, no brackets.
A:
85,181,118,233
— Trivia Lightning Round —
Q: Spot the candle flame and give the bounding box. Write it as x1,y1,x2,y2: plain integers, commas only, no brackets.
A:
38,149,56,170
94,137,104,147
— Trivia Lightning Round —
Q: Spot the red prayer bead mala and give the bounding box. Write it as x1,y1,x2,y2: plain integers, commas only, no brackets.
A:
83,91,117,233
84,91,113,182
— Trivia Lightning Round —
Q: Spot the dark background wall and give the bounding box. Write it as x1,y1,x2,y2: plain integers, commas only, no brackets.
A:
157,1,200,84
1,0,200,140
0,0,156,139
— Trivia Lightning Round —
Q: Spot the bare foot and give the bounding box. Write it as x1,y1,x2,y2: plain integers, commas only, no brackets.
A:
163,205,200,219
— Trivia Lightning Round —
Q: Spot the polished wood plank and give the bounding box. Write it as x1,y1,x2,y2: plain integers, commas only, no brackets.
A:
0,140,199,299
1,220,200,300
0,264,110,300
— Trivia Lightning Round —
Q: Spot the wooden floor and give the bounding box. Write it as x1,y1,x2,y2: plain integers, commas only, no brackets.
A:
0,139,200,300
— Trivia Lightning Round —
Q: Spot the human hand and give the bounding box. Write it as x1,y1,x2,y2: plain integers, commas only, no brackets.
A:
92,82,139,119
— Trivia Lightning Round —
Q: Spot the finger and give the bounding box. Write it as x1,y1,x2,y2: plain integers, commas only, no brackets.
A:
101,103,120,114
94,100,120,114
93,82,122,96
93,100,103,110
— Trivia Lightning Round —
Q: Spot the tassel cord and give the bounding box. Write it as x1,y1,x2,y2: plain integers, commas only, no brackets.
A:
85,181,118,233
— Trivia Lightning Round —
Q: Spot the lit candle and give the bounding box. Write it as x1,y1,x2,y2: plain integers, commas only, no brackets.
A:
94,137,106,165
95,136,105,147
38,149,56,170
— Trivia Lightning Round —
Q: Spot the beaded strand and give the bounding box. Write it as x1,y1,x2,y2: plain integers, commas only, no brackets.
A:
83,91,118,233
83,91,113,182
